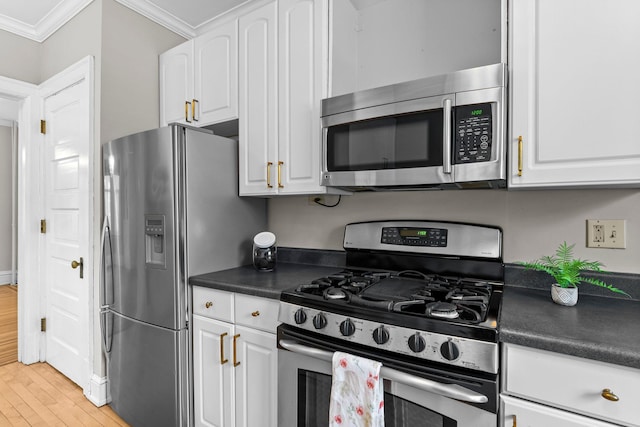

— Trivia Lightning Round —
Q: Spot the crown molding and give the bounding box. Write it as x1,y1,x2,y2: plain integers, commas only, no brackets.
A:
114,0,196,39
0,0,94,43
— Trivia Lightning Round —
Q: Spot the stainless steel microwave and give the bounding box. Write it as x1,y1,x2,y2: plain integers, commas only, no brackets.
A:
321,63,507,190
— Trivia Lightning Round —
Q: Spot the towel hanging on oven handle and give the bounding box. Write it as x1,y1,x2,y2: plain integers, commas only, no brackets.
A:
279,339,488,404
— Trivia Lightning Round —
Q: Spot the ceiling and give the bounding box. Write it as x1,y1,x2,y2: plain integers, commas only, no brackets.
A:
0,0,250,42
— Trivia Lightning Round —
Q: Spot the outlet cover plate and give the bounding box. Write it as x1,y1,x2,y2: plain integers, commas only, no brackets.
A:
586,219,626,249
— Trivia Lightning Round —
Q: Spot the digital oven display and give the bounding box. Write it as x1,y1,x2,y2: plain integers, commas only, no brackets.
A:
381,227,447,247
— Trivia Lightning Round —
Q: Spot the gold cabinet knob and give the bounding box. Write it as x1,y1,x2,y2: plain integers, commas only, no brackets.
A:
205,301,213,309
251,310,260,317
601,388,619,402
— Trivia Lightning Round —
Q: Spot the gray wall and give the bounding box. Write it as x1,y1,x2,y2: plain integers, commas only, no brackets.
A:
0,125,11,272
268,189,640,274
0,30,40,84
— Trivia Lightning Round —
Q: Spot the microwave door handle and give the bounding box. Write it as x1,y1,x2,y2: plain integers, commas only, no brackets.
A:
442,98,453,175
279,339,488,404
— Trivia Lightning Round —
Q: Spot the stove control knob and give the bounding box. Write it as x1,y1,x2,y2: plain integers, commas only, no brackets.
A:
372,326,389,345
408,333,426,353
339,319,356,336
294,309,307,324
312,313,327,329
440,340,460,361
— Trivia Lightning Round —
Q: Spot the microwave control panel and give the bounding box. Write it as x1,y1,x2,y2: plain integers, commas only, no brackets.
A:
454,103,493,163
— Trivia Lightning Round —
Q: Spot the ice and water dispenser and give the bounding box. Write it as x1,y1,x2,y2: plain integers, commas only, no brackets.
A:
145,214,166,268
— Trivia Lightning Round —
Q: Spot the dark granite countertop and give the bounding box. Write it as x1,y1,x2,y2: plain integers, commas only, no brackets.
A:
189,263,343,299
189,247,640,370
500,285,640,370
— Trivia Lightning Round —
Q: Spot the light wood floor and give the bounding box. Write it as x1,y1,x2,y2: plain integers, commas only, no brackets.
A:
0,285,130,426
0,285,18,366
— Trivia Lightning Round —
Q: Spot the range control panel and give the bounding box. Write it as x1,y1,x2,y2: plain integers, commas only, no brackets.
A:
454,102,493,164
381,227,448,247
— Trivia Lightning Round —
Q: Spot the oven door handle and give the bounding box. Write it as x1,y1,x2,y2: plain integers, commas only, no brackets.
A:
279,339,488,404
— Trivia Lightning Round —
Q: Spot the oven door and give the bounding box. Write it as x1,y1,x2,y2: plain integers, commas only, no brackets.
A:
277,327,497,427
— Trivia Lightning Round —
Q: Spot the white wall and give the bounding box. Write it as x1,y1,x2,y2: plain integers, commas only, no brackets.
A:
0,30,40,84
268,188,640,274
0,125,12,273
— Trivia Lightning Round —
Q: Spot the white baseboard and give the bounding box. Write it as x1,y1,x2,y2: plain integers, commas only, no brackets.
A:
85,374,110,407
0,270,16,285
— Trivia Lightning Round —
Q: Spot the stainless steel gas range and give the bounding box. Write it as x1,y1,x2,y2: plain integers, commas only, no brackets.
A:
277,220,503,427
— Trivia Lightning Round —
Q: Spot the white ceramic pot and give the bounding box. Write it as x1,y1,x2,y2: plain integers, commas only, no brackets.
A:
551,284,578,306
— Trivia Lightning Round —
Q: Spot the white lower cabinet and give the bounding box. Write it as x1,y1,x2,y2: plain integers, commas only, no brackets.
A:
192,287,278,427
501,395,617,427
501,344,640,427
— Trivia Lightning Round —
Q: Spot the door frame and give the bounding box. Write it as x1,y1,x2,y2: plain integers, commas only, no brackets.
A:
0,56,97,399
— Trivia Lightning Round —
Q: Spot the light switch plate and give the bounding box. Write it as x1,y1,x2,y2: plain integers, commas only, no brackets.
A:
586,219,626,248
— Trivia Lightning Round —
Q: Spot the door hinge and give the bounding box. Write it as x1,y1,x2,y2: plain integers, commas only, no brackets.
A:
41,318,46,332
40,219,47,234
40,120,46,134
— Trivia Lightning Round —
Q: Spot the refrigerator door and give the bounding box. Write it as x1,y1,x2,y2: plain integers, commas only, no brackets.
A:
107,311,189,427
103,127,183,329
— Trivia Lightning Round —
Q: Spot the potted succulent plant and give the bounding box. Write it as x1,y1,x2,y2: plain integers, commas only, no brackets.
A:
520,242,630,306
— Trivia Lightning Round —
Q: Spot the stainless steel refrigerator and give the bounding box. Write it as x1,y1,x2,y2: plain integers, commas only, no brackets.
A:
101,124,266,427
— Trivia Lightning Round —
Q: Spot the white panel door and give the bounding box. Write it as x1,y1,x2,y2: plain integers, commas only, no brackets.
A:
239,1,278,195
234,326,278,427
193,315,235,427
43,78,90,388
509,0,640,188
195,19,239,125
160,40,194,126
278,0,327,194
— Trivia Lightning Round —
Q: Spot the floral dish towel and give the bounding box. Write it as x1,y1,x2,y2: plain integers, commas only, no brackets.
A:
329,351,384,427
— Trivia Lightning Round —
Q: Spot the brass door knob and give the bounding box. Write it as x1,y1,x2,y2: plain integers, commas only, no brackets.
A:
71,257,84,279
601,388,619,402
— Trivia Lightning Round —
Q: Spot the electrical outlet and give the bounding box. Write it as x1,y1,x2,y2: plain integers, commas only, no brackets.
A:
586,219,626,248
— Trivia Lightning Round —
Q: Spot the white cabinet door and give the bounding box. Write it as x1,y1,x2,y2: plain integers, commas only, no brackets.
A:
501,395,617,427
277,0,327,194
195,20,239,125
193,315,235,427
234,326,278,427
239,1,278,196
160,40,194,126
508,0,640,188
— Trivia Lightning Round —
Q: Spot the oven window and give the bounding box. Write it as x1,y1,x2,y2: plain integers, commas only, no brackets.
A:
326,110,444,172
297,370,456,427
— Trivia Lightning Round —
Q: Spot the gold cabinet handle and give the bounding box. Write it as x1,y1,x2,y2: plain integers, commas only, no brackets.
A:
71,257,84,279
266,162,273,188
233,334,241,367
512,414,517,427
185,101,192,123
601,388,619,402
277,161,284,188
251,310,260,317
205,301,213,309
219,332,228,365
517,135,523,177
192,99,199,122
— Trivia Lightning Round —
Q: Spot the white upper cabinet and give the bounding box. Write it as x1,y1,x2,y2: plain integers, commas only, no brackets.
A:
194,19,239,126
509,0,640,188
238,1,279,195
160,19,238,127
330,0,503,96
239,0,328,196
159,40,194,126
